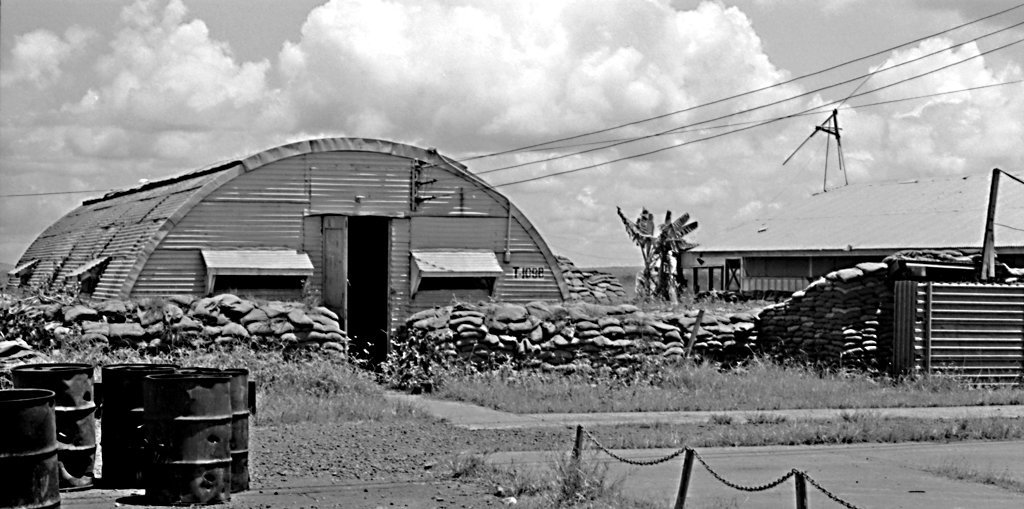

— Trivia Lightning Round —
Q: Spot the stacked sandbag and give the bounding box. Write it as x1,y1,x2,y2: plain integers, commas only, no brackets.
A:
403,300,761,370
756,262,891,367
0,294,349,356
557,256,629,304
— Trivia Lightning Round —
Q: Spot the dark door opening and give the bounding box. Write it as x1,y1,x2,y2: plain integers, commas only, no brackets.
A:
346,216,391,364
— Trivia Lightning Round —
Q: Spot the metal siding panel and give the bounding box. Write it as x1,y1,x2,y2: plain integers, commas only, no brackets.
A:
210,152,412,215
130,249,206,296
303,216,324,295
160,201,305,250
390,218,411,333
415,166,505,216
915,283,1024,385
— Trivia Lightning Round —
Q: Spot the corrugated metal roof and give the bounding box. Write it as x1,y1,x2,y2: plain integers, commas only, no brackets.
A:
411,249,503,276
201,249,314,275
694,172,1024,254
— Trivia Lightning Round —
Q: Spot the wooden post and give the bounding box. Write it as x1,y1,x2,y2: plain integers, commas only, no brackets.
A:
685,309,705,357
572,425,584,462
673,449,696,509
795,472,808,509
981,168,1000,281
692,267,700,293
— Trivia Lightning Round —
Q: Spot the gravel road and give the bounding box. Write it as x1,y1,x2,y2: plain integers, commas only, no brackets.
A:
247,419,570,508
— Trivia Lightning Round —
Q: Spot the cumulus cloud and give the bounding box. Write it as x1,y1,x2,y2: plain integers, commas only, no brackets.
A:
1,26,95,88
1,0,1023,267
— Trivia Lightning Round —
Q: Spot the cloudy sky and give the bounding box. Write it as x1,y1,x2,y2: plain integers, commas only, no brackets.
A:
2,0,1023,267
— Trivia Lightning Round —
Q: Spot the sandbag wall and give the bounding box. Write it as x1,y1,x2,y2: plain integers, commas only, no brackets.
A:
756,262,893,368
557,256,629,304
1,294,348,355
405,301,759,370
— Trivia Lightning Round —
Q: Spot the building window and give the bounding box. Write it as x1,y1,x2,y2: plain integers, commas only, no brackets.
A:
410,249,503,296
8,259,40,287
66,257,111,295
201,249,314,296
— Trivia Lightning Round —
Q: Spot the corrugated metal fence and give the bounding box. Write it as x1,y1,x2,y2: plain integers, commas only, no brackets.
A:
893,281,1024,386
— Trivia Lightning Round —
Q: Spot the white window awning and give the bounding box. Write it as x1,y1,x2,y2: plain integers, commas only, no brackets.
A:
9,259,39,277
67,257,110,278
201,249,314,276
201,249,314,294
410,249,503,295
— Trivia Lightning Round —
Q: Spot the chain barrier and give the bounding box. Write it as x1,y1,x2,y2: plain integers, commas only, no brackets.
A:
690,450,799,492
579,427,863,508
802,471,863,509
582,429,689,466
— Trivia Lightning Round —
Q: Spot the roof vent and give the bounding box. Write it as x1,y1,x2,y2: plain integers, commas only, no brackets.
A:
756,226,768,233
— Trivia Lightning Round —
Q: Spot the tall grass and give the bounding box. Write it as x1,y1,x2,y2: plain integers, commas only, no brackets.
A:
436,358,1024,413
41,344,427,426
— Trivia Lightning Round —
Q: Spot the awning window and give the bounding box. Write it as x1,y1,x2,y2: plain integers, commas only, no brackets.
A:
410,249,503,295
8,259,40,287
65,257,111,294
67,257,111,278
8,259,39,277
201,249,314,293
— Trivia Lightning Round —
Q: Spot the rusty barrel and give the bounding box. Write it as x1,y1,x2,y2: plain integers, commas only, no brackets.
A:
98,363,177,487
0,389,61,509
143,373,232,505
222,369,249,493
12,363,96,491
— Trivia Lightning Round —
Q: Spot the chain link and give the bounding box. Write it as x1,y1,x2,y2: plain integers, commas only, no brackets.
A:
582,429,690,466
579,427,863,508
802,471,863,509
691,450,798,492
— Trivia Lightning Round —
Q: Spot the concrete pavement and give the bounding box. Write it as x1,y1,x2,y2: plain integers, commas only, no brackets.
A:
384,391,1024,430
489,441,1024,508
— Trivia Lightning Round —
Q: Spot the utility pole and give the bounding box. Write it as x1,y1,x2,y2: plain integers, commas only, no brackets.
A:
980,168,1000,281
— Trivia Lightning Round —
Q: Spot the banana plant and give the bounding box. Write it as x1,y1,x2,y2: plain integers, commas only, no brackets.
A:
617,207,698,302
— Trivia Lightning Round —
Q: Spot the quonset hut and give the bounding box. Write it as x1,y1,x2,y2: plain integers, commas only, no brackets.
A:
10,137,568,351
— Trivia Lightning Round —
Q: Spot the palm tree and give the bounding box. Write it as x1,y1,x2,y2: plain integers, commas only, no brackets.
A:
617,207,699,302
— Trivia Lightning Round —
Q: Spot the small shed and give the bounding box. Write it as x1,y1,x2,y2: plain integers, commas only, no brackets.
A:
10,137,568,357
683,172,1024,293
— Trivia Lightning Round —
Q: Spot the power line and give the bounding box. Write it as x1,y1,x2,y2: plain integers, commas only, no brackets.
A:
491,35,1024,188
477,19,1024,177
457,2,1024,163
508,80,1022,154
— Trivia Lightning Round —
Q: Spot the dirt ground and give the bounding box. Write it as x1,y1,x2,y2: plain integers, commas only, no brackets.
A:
245,420,566,508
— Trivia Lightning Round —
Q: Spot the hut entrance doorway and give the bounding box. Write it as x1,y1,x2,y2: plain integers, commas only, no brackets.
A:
323,215,391,364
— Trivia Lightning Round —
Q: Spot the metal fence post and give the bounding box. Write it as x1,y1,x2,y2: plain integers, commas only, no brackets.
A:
795,471,808,509
673,449,695,509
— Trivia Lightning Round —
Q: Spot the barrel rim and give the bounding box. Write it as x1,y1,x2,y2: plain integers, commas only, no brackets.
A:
0,387,56,404
144,373,231,382
11,362,93,373
102,363,179,372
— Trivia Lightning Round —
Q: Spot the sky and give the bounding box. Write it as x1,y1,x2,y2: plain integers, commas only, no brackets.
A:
2,0,1023,267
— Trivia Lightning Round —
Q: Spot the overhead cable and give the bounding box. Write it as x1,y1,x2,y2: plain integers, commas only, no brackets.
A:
477,19,1024,177
459,2,1024,162
491,35,1024,188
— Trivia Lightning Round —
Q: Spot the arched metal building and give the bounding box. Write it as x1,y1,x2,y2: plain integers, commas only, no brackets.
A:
10,137,568,344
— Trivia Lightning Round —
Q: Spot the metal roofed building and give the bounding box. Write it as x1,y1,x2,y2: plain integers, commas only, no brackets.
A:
8,137,569,358
682,171,1024,293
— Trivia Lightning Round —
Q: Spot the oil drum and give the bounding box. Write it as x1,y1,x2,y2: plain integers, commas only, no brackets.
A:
0,388,60,509
143,373,232,505
98,363,177,487
222,368,249,492
12,363,96,490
